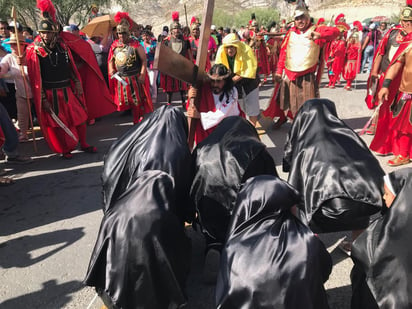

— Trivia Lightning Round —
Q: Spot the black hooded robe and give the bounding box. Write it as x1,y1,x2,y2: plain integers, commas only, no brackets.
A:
351,168,412,309
216,175,332,309
84,106,194,309
190,116,278,248
283,99,384,233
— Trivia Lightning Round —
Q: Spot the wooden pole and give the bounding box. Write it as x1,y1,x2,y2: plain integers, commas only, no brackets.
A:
11,7,37,152
187,0,215,151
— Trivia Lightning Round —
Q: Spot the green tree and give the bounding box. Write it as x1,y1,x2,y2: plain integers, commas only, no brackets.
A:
212,7,280,30
0,0,109,29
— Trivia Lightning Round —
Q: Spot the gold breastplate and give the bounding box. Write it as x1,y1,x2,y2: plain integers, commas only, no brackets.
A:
285,29,320,72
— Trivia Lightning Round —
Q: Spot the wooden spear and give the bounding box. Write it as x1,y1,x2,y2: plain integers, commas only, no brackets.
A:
11,6,37,152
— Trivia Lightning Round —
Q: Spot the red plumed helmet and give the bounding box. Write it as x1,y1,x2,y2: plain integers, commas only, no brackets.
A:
407,0,412,7
334,13,345,24
353,20,362,31
37,0,57,23
172,11,179,22
114,12,133,30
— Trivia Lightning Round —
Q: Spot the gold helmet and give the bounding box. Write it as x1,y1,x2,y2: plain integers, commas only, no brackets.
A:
37,0,59,32
114,12,133,34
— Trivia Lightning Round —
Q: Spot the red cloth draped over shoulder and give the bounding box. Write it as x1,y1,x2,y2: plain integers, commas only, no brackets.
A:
61,32,116,119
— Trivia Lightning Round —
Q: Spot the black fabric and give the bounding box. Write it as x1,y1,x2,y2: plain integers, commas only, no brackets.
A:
101,105,195,222
191,116,278,246
216,175,332,309
283,99,384,232
84,106,194,309
351,168,412,309
84,171,191,309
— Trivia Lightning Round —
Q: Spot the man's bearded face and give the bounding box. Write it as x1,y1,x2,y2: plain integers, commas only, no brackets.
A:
295,14,310,31
210,79,225,94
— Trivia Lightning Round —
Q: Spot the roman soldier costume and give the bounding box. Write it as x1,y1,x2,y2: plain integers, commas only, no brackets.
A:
326,23,348,88
108,12,153,124
160,11,193,105
275,6,339,117
375,17,412,166
27,0,106,158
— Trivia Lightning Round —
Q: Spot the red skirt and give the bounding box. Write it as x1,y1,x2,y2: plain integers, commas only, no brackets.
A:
40,87,87,154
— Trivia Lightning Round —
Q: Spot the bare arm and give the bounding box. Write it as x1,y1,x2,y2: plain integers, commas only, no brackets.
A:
371,53,383,77
378,58,404,101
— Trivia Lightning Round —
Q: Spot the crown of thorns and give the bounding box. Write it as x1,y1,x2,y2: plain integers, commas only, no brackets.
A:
207,69,232,80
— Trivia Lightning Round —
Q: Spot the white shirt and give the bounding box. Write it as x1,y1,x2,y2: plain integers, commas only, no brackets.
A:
0,53,32,98
200,87,241,130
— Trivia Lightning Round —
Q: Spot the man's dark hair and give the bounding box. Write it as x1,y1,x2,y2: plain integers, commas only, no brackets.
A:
22,26,33,35
209,63,234,102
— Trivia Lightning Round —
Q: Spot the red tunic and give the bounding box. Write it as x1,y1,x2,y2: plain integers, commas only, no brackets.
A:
108,38,153,122
343,42,361,81
327,39,346,82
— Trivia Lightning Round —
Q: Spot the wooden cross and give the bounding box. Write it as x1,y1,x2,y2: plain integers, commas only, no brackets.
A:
154,0,215,150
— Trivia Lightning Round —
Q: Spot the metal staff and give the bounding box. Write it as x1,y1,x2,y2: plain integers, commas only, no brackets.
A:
11,6,37,152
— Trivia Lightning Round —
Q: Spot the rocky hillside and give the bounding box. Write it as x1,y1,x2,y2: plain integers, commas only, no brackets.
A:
108,0,405,35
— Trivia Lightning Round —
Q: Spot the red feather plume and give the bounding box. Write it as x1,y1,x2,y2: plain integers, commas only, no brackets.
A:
191,16,197,25
407,0,412,7
37,0,56,23
316,18,325,26
353,21,362,31
334,13,345,24
114,12,133,29
172,11,179,21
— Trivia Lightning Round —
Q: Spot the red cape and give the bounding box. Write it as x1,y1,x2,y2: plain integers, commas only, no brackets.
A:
61,32,116,119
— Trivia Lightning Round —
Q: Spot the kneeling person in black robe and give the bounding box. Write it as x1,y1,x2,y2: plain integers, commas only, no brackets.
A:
216,175,332,309
84,106,194,309
191,117,277,250
283,99,384,240
351,168,412,309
